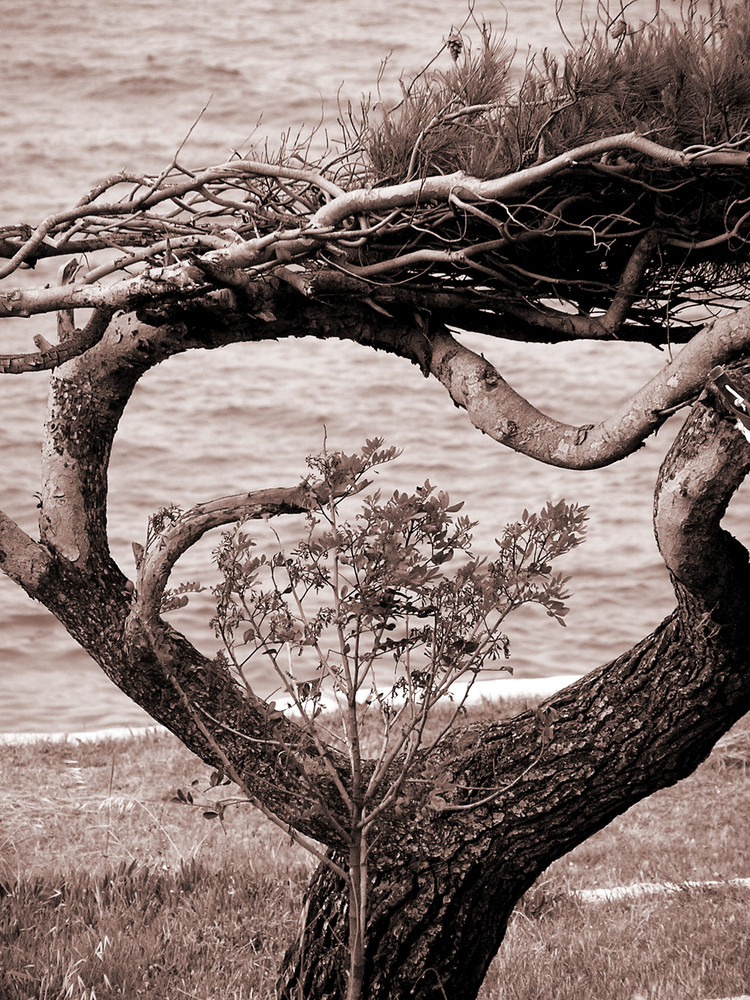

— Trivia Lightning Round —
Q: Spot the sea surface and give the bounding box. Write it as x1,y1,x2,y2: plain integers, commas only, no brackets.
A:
1,0,741,734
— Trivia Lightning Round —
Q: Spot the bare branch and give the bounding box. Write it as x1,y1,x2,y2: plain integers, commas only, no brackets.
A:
0,262,211,318
426,305,750,469
133,486,312,628
306,133,749,233
598,231,657,336
0,511,55,594
0,127,747,352
654,365,750,596
0,159,348,279
0,306,114,374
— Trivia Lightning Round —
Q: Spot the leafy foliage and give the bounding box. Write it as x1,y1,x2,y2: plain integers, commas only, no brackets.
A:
200,439,586,998
206,439,587,826
210,441,586,743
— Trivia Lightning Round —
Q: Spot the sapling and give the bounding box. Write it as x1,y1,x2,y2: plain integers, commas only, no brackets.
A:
172,439,587,1000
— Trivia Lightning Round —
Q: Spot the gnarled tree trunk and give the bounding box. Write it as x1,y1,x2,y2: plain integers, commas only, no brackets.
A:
4,11,750,992
2,297,749,999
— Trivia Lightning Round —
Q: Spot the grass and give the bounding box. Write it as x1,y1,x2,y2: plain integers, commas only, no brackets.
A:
480,714,750,1000
0,731,314,999
1,708,749,999
484,885,750,999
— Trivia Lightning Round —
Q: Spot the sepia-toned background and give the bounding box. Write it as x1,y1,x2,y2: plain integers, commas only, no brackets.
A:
2,0,742,732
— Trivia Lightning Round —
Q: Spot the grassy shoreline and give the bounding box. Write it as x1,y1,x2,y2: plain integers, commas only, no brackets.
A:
2,706,750,998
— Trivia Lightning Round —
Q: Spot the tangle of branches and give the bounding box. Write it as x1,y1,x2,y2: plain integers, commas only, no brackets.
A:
1,1,749,353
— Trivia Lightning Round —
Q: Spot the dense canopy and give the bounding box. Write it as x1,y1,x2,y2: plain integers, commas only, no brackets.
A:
2,2,750,358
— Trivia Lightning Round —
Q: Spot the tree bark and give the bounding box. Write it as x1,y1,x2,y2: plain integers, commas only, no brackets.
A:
2,302,749,999
278,613,750,999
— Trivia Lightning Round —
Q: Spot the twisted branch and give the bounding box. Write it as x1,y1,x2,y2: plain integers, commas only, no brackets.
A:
307,134,748,232
132,486,312,629
0,160,348,280
654,365,750,599
0,307,114,374
1,134,747,332
425,306,750,469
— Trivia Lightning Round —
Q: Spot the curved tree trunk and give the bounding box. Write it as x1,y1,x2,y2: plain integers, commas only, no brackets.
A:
3,14,750,993
278,610,750,999
2,304,749,999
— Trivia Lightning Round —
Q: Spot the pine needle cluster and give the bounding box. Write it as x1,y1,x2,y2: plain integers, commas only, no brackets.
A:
356,1,750,329
367,4,750,180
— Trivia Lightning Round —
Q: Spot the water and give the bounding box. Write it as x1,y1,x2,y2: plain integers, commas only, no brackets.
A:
1,0,741,733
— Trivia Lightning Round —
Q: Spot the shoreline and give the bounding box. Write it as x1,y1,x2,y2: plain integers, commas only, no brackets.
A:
0,673,582,745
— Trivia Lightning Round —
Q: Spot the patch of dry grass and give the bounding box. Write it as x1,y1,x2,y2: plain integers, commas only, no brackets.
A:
0,730,309,878
482,716,750,1000
0,731,312,999
2,713,750,998
485,884,750,1000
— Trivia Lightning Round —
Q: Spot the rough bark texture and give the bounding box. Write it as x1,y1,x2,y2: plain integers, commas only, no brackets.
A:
279,577,750,999
2,298,750,999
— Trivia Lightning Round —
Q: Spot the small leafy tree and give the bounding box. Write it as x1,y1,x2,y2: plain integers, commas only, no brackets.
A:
172,439,586,999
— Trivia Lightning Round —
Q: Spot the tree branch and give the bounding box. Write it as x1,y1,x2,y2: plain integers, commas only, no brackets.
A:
0,306,114,374
132,486,312,628
654,364,750,600
303,133,749,233
425,306,750,468
0,262,212,318
0,511,56,594
598,231,657,336
0,160,347,279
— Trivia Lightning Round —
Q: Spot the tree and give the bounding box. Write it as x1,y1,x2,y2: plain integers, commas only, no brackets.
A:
195,441,587,1000
2,4,750,997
